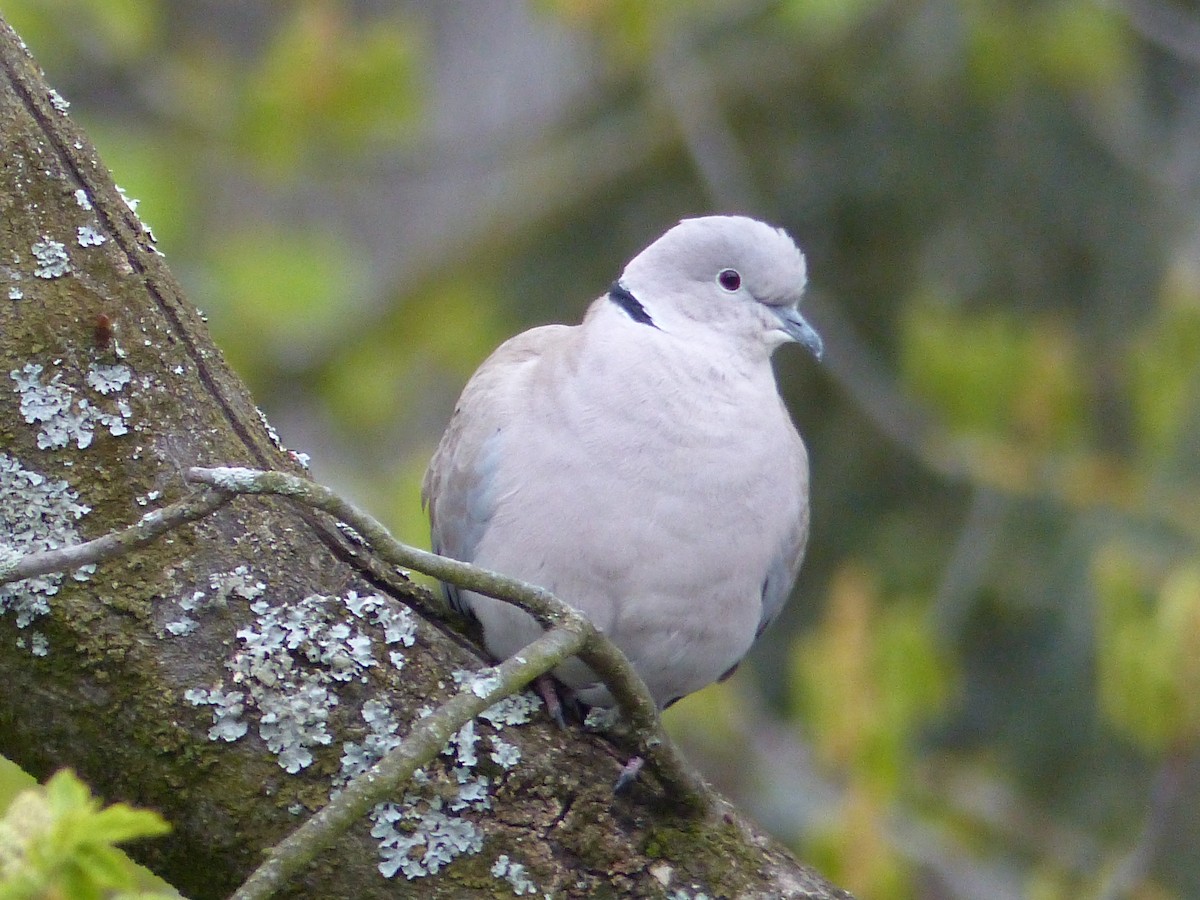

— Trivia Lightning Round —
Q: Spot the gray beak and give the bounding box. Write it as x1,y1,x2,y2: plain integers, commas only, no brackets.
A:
773,306,824,360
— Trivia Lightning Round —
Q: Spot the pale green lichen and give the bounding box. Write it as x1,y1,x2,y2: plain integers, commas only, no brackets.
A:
490,854,538,895
12,362,135,449
76,225,105,247
0,452,92,632
165,571,547,885
30,240,69,278
47,88,69,114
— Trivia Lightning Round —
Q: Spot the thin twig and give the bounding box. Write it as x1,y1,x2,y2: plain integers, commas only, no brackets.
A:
1096,748,1188,900
183,465,712,811
0,487,231,586
231,625,587,900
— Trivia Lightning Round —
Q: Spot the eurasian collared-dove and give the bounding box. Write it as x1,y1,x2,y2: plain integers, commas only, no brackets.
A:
423,215,821,711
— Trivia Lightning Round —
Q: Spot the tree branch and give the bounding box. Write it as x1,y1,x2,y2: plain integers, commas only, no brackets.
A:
0,488,231,586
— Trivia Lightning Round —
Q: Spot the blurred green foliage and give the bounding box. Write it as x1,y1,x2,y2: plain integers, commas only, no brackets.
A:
1127,261,1200,466
902,300,1087,448
796,566,953,793
0,770,174,900
4,0,1199,897
234,3,423,171
1094,546,1200,752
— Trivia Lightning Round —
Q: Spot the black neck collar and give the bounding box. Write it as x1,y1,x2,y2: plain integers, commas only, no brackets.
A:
607,281,657,328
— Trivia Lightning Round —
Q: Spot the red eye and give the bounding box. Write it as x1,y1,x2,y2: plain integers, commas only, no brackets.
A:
718,269,741,292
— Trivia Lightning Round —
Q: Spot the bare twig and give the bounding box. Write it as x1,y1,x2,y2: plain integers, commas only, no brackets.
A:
1123,0,1200,67
653,30,758,212
929,487,1008,643
231,625,587,900
0,487,231,586
183,465,712,810
1096,748,1189,900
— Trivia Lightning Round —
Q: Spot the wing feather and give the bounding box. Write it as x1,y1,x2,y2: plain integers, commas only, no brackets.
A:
422,325,569,613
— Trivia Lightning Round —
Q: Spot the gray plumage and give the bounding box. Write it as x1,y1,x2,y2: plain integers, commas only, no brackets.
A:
423,215,821,709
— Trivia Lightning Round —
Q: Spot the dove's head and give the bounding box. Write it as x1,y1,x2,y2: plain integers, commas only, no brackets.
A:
616,215,823,361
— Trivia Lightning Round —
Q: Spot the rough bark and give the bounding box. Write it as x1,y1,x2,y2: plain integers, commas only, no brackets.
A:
0,16,852,900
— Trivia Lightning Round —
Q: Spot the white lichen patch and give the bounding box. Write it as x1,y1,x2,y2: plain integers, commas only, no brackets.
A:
164,616,197,637
338,699,402,786
12,362,136,449
76,226,106,247
15,632,50,657
114,185,158,245
336,521,367,547
84,363,131,395
73,189,92,211
198,467,262,492
452,670,542,728
48,88,70,114
164,567,266,639
446,719,479,770
0,452,93,631
329,662,541,881
465,668,503,699
8,286,22,301
491,855,539,895
115,185,139,214
343,590,417,650
341,666,544,880
174,582,542,882
488,737,521,770
478,691,543,727
370,762,492,883
252,408,313,471
185,688,249,742
371,798,487,880
178,588,415,775
208,565,267,606
230,594,353,772
31,240,70,279
257,408,282,448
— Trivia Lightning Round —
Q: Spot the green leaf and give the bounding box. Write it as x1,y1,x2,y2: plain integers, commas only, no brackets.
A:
74,843,137,889
792,566,954,793
44,769,94,815
237,4,422,170
900,297,1086,451
87,805,171,846
0,771,171,899
1126,263,1200,462
1093,545,1200,750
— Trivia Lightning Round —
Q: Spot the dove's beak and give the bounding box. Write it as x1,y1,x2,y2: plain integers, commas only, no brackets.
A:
773,306,824,361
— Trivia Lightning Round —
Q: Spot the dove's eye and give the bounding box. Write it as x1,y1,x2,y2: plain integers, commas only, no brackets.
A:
717,269,741,292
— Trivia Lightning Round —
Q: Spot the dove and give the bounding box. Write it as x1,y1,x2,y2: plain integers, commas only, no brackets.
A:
423,215,821,713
